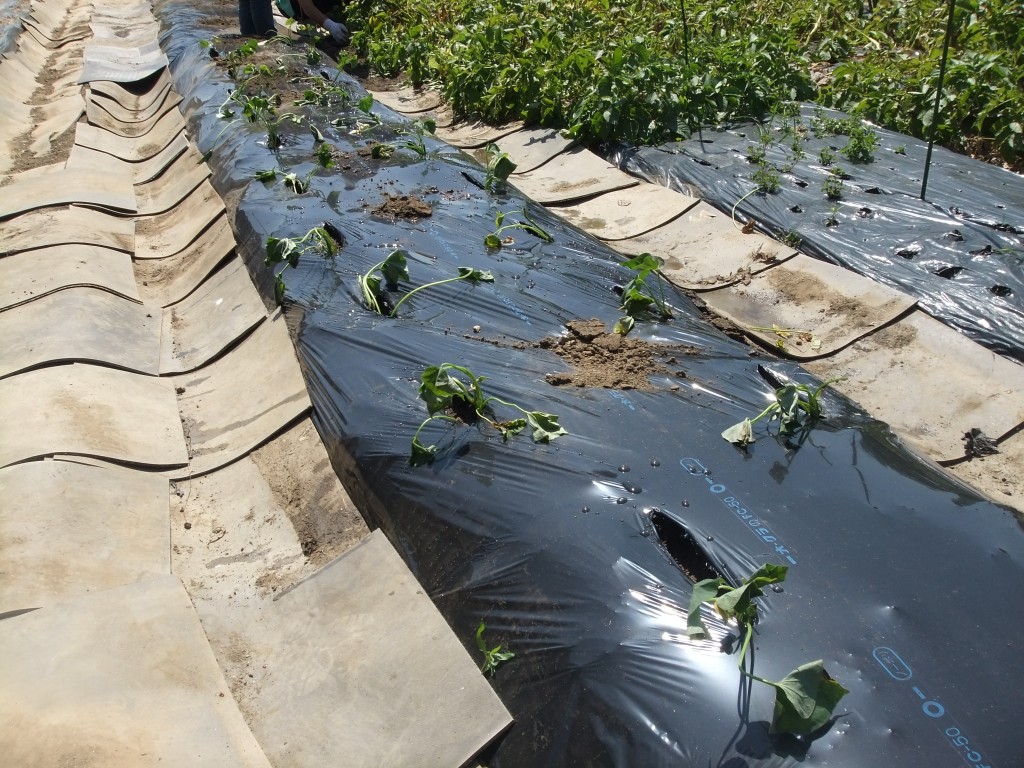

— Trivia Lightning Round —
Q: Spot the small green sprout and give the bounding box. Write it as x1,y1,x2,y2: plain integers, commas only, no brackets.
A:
484,208,554,249
475,621,514,677
254,168,277,182
484,142,517,193
370,118,437,160
614,253,673,335
411,363,566,465
687,564,849,736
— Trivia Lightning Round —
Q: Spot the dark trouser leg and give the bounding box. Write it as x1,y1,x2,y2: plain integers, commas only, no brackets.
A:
239,0,275,36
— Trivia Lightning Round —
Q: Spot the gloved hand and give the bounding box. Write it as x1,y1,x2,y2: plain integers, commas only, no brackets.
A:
324,18,349,45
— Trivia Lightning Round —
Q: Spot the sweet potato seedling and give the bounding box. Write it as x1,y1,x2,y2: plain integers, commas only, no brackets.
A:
721,379,838,447
371,118,436,159
411,363,566,465
484,142,517,193
265,224,341,304
687,564,849,736
358,250,493,317
475,621,514,677
614,253,673,335
484,209,554,249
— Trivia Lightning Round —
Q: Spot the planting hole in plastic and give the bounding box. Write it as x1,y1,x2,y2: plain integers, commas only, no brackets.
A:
934,265,964,279
991,285,1012,297
651,510,722,584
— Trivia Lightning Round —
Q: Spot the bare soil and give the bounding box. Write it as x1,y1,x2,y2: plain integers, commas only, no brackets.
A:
535,319,696,390
371,193,432,219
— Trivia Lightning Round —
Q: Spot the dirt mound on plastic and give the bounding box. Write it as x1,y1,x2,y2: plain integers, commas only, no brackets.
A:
537,319,694,390
371,194,432,219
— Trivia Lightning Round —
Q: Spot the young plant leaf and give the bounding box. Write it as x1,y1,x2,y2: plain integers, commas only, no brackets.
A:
309,123,325,143
622,253,661,275
687,577,726,638
357,94,374,113
613,315,635,335
620,287,655,316
495,418,528,441
274,271,286,304
254,168,277,181
410,433,438,466
775,384,803,431
475,621,514,677
484,233,503,249
380,250,410,289
457,267,494,283
525,411,567,442
418,365,463,415
713,563,787,623
766,660,849,735
265,236,297,265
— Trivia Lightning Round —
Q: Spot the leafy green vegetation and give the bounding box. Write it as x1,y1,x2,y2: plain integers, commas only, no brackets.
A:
346,0,1023,166
687,564,849,736
411,363,566,465
475,621,515,677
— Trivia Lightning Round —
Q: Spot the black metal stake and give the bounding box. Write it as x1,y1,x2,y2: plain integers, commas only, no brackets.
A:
679,0,705,149
921,0,958,200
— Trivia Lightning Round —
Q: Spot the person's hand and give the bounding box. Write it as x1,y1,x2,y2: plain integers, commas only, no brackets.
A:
324,18,349,45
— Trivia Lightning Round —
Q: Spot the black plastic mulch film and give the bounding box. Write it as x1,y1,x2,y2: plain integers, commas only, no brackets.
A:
154,4,1024,766
605,107,1024,363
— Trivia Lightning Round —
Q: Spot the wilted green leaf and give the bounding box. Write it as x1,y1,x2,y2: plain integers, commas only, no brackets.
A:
254,168,277,181
495,418,527,441
265,236,296,265
687,577,726,638
418,365,461,414
767,660,849,735
525,411,567,442
613,315,635,335
722,418,755,445
713,563,787,623
775,385,803,430
410,434,438,466
310,123,324,142
457,267,494,283
381,250,410,289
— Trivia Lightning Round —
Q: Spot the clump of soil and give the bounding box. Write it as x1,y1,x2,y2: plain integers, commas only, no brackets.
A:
372,194,432,219
536,319,694,390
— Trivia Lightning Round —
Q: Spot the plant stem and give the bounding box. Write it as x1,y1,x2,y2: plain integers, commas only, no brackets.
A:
731,187,759,231
388,274,472,317
736,620,772,685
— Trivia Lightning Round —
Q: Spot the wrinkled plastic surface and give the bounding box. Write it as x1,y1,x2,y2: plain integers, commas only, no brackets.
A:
155,5,1024,765
0,1,27,57
607,106,1024,362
